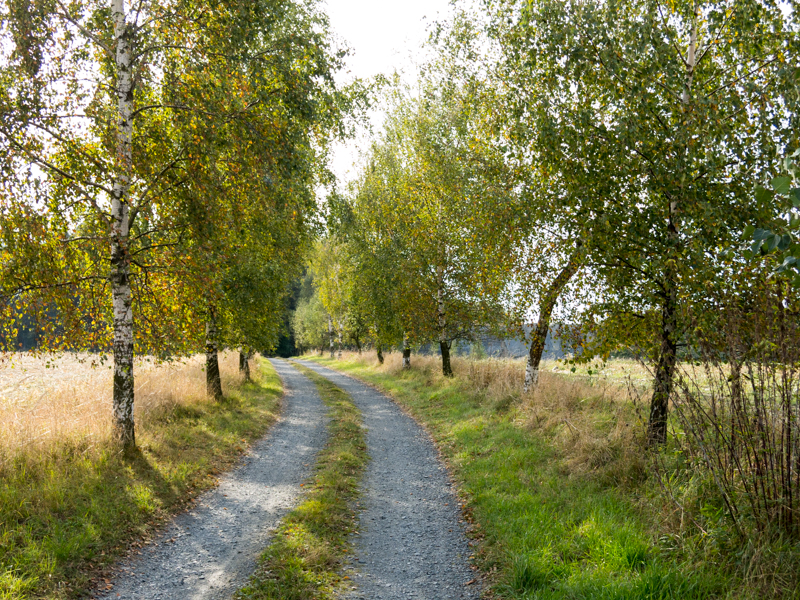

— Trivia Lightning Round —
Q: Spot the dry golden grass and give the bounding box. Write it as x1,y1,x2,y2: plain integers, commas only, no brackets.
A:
0,351,247,470
332,350,647,485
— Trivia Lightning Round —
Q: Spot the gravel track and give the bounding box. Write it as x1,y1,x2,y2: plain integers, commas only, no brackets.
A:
295,360,480,600
95,359,328,600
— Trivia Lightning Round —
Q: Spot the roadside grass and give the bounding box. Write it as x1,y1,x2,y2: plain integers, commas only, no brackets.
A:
236,362,367,600
305,352,736,600
0,354,281,600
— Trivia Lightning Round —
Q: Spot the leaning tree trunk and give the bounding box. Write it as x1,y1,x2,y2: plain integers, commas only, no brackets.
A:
437,270,453,377
206,307,223,401
328,315,335,358
402,333,411,369
524,241,584,392
376,343,384,364
239,350,251,382
110,0,135,451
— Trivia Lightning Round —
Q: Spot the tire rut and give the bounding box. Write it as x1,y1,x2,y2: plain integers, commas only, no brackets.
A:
94,359,328,600
294,360,480,600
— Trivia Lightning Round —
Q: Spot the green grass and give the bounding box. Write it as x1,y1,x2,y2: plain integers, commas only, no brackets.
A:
305,354,731,600
235,362,368,600
0,358,282,600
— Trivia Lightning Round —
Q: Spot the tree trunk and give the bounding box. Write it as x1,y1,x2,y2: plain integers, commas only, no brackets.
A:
110,0,135,451
376,343,384,364
206,308,223,401
648,284,677,446
437,268,453,378
328,314,334,358
239,350,251,382
524,241,584,392
440,340,453,377
402,334,411,369
647,6,696,447
337,322,343,360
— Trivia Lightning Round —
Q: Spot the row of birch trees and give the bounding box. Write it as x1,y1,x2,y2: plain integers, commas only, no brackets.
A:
0,0,355,450
296,0,800,452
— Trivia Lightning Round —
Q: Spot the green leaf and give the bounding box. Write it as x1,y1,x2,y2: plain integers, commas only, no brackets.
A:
771,176,792,195
743,224,755,238
767,234,780,252
790,188,800,208
755,186,774,204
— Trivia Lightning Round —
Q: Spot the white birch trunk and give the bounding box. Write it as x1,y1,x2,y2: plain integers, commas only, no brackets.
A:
328,314,334,358
437,267,446,346
337,321,343,360
436,267,453,377
524,356,539,392
205,309,223,400
650,12,696,445
110,0,135,450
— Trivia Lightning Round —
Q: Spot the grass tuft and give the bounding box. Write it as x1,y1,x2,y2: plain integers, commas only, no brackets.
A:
235,362,368,600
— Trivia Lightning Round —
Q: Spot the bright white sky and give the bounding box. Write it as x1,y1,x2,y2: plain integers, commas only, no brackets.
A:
322,0,453,186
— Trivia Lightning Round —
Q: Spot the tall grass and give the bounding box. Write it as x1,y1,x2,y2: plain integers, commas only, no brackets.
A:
0,352,243,472
354,351,647,486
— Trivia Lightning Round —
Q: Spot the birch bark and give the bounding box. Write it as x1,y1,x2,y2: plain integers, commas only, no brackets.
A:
110,0,135,450
337,321,343,359
206,307,223,400
328,314,335,358
239,349,251,381
437,267,453,377
524,242,583,392
402,333,411,369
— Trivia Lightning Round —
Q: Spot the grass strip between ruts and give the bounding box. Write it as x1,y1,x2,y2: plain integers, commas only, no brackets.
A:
235,362,368,600
0,358,283,600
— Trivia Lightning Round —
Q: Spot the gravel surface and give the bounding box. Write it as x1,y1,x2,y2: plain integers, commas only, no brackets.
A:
95,359,328,600
295,360,481,600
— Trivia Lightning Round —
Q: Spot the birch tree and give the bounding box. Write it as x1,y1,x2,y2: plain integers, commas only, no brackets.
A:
490,0,797,443
0,0,345,448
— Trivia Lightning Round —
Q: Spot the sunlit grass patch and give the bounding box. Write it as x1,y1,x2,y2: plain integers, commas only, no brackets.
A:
236,362,368,600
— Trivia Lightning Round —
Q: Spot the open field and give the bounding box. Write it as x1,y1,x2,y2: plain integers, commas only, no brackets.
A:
0,352,241,468
0,353,282,600
307,351,800,599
